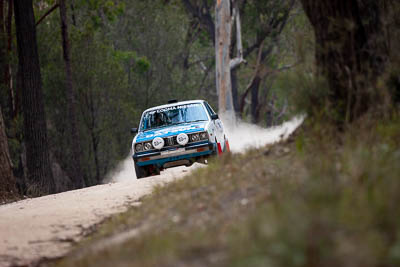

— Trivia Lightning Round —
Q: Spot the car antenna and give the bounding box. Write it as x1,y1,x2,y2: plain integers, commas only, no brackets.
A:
168,99,178,104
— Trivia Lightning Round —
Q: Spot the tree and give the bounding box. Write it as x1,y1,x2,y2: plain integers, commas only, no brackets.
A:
0,0,15,119
215,0,244,122
182,0,295,123
0,0,16,200
14,0,55,195
59,0,85,188
0,106,16,201
239,0,296,123
300,0,390,124
181,0,215,44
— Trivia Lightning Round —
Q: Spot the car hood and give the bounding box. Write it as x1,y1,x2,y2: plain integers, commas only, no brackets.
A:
135,121,208,143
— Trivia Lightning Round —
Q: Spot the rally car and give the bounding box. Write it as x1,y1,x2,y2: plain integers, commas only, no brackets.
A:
131,100,230,178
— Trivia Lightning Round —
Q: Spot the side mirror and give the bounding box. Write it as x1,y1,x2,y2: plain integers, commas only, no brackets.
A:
211,114,219,120
130,128,138,135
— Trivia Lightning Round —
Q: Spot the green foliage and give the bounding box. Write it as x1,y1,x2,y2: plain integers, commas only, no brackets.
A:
112,51,150,74
134,56,151,74
112,50,137,62
36,1,135,186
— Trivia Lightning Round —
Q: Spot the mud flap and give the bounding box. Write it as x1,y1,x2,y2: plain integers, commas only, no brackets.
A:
225,139,230,152
217,142,223,155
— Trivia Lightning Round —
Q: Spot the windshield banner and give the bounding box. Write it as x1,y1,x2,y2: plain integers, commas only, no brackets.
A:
150,103,200,114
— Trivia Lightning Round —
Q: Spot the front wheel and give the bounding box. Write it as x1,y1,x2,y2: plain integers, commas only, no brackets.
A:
135,163,161,179
134,163,148,179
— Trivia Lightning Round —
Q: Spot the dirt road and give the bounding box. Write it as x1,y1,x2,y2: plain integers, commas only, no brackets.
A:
0,117,303,267
0,165,198,267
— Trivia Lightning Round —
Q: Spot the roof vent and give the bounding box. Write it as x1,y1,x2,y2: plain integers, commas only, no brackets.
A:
168,99,178,104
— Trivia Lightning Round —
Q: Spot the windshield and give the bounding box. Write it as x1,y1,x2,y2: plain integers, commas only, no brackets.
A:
140,103,208,131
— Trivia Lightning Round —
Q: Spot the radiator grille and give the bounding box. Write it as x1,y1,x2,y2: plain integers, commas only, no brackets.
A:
164,136,178,147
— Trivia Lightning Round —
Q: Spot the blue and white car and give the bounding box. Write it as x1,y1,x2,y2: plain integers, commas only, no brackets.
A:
131,100,230,178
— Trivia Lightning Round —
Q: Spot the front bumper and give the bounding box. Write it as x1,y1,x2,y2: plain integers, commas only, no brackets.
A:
133,141,215,168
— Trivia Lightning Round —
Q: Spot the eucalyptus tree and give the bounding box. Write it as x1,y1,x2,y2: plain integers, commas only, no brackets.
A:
0,0,14,120
215,0,244,123
37,0,129,185
0,106,16,200
59,0,85,188
239,0,296,123
182,0,296,123
108,0,205,107
300,0,391,124
72,39,129,184
14,0,55,195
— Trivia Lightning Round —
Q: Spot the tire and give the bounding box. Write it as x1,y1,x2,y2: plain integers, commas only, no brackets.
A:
135,163,160,179
153,166,161,176
134,163,148,179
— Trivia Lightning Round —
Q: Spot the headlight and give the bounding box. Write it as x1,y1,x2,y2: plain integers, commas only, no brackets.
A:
177,133,189,145
144,142,153,150
199,132,208,140
135,143,143,152
191,133,200,142
152,137,164,150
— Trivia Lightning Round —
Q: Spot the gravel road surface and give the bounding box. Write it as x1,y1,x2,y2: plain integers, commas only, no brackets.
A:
0,166,195,267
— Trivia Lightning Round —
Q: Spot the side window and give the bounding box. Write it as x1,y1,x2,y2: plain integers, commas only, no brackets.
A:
204,102,216,116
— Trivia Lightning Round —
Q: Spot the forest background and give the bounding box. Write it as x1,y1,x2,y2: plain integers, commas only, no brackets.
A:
0,0,399,199
0,0,309,197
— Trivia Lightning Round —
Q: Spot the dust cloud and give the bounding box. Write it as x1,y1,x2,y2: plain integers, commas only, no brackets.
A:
105,116,304,183
104,157,137,182
225,116,304,153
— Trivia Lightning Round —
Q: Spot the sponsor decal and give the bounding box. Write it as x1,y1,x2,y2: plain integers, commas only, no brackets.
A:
155,103,200,113
152,137,164,150
177,133,189,145
146,103,202,116
143,125,202,138
216,120,223,130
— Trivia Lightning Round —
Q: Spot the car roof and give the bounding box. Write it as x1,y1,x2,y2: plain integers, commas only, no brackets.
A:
142,100,206,113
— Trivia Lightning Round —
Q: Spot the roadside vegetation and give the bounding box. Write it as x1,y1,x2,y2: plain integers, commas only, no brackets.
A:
49,111,400,267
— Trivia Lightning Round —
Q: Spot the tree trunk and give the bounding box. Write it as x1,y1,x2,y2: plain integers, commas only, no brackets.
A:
0,1,16,199
90,129,100,184
70,0,77,26
300,0,389,123
0,106,16,200
231,68,240,114
5,0,14,119
250,77,261,123
0,1,5,91
215,0,234,121
216,0,245,123
59,0,85,189
14,0,55,195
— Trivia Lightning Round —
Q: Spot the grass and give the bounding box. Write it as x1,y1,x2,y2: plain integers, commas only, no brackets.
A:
47,115,400,267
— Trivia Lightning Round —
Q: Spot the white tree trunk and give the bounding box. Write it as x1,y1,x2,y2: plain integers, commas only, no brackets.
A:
230,0,244,69
215,0,233,121
215,0,244,125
